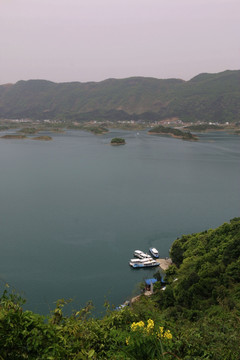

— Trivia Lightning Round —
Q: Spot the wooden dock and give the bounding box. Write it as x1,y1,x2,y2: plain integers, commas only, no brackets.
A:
128,258,173,305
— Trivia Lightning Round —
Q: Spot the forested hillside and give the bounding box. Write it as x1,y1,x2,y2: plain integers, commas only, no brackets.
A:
1,218,239,359
0,70,239,123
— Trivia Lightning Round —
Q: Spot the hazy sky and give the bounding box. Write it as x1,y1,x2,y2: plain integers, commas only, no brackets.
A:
0,0,239,84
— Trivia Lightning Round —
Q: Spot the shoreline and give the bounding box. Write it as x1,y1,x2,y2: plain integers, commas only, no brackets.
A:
148,131,198,141
156,257,172,271
129,258,173,305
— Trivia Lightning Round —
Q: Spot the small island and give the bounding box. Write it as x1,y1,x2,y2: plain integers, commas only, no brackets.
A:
87,126,109,135
148,125,198,141
19,127,40,135
32,136,52,141
0,134,27,140
110,137,126,145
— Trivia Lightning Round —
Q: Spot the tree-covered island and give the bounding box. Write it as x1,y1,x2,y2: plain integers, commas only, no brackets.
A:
148,125,198,141
110,137,126,145
87,126,109,135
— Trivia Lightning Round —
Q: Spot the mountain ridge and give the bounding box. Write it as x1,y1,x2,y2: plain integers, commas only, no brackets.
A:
0,70,239,123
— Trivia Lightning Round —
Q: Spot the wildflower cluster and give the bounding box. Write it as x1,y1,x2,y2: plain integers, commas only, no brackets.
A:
146,318,154,334
125,319,174,359
130,321,145,332
157,326,173,340
126,319,172,344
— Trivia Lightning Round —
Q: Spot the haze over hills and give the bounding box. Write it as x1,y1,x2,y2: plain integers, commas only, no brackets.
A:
0,70,239,123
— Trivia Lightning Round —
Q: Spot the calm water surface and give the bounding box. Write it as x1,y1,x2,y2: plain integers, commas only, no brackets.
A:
0,129,239,315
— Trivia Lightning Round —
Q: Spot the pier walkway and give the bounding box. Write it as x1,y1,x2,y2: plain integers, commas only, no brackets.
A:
156,258,172,271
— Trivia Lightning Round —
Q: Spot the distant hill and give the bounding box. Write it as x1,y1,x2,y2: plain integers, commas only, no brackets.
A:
0,70,240,123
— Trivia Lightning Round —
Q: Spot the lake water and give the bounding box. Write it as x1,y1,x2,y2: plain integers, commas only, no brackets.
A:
0,129,239,316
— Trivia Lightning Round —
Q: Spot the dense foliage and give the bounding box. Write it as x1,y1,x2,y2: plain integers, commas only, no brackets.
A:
0,70,240,123
1,218,240,359
167,217,240,307
110,137,126,144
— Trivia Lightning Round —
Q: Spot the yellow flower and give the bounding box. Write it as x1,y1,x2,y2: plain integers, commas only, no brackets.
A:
130,321,145,332
146,319,154,334
164,329,173,340
126,336,130,345
157,326,164,338
156,326,172,339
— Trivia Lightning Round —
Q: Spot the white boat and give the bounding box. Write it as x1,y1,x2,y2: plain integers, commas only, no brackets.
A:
149,247,159,258
134,250,152,259
143,259,159,267
129,258,159,268
130,258,147,263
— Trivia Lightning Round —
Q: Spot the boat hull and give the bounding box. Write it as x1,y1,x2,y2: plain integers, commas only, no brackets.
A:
129,261,159,268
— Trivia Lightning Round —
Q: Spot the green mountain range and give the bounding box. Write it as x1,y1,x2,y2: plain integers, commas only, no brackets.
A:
0,70,240,123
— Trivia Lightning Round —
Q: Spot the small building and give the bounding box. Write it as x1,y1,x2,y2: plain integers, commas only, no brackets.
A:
145,278,158,294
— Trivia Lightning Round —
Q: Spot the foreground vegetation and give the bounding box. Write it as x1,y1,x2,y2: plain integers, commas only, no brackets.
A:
1,218,240,359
